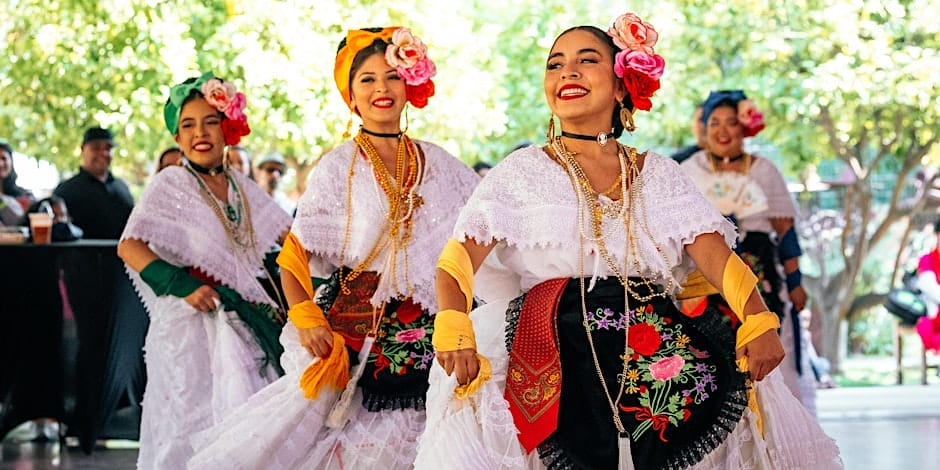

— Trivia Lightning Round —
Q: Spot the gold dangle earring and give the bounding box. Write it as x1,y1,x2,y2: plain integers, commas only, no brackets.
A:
620,105,636,133
222,145,231,172
342,110,355,139
400,105,410,135
546,114,557,142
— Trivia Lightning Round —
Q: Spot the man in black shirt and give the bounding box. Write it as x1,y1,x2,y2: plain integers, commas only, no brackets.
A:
54,127,134,239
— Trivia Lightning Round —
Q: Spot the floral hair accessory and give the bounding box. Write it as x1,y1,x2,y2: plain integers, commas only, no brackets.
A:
607,12,665,112
701,90,765,137
164,71,251,145
334,26,437,112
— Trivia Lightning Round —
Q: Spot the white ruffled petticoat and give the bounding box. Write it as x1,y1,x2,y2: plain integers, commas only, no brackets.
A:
188,323,425,470
414,299,844,470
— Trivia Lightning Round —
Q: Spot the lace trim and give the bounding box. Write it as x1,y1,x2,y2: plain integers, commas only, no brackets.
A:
361,391,427,412
537,438,576,470
122,167,291,306
293,139,478,312
453,147,736,293
504,294,524,352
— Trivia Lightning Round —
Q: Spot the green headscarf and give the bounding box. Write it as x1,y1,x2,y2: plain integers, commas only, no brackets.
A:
163,71,214,136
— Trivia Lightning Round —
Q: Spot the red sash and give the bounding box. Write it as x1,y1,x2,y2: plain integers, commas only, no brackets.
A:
504,278,569,452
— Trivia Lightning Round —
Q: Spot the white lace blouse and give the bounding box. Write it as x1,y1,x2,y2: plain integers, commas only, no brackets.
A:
292,139,480,312
453,145,736,296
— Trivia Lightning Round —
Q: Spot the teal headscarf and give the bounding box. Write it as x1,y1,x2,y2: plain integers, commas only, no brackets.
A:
163,71,214,136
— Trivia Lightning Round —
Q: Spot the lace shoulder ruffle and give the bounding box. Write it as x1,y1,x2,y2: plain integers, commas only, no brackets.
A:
292,139,478,311
122,166,292,305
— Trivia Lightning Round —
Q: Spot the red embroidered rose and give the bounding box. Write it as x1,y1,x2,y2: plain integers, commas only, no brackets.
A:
682,409,691,421
395,300,423,324
628,322,662,356
406,80,435,108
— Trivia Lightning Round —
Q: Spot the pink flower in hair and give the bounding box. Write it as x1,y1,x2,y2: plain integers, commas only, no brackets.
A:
386,28,428,69
614,50,666,80
224,92,247,121
608,12,659,55
738,100,765,137
399,57,437,86
201,78,236,112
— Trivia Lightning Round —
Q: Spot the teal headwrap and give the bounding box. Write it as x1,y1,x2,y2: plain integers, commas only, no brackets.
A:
163,71,215,136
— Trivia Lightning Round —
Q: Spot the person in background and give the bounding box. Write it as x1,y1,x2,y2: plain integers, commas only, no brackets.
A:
255,152,294,214
915,219,940,355
53,127,134,239
155,146,183,173
118,72,292,469
1,141,35,226
670,104,705,164
225,145,254,180
419,13,841,469
680,90,817,414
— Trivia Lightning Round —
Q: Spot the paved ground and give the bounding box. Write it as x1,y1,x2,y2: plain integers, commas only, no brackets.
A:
2,384,938,469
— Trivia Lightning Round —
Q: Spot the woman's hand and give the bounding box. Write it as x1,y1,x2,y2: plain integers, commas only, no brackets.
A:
437,349,480,385
736,329,785,381
183,285,221,313
298,326,334,358
789,285,808,313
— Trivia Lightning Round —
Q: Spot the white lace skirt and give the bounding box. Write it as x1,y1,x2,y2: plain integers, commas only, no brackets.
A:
188,323,425,470
414,299,844,470
137,297,277,470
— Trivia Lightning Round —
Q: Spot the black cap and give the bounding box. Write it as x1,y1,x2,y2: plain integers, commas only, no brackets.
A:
82,127,114,145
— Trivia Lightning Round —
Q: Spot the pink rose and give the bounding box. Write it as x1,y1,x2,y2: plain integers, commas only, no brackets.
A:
394,327,427,343
386,28,428,68
224,92,247,121
201,78,236,112
649,354,685,382
614,50,665,80
738,100,765,137
399,57,437,86
607,13,659,55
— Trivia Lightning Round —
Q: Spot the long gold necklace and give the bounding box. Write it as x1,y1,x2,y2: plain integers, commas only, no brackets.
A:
336,132,424,298
186,165,257,249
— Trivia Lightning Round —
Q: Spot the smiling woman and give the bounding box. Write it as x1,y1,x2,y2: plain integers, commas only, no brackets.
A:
418,11,843,470
186,26,480,470
115,73,292,470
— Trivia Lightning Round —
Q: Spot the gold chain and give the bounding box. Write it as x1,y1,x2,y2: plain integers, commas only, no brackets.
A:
337,132,424,298
186,165,257,250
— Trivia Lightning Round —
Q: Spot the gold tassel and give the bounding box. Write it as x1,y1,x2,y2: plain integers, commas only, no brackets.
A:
620,107,636,133
401,105,410,134
546,114,557,141
342,114,354,139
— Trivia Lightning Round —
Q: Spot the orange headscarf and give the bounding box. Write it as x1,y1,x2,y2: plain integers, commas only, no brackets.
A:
333,27,400,111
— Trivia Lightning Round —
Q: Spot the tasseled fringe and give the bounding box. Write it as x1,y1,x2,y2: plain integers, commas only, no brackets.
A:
300,332,350,400
618,434,636,470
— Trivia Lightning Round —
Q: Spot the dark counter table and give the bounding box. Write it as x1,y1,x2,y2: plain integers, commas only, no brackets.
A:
0,240,147,453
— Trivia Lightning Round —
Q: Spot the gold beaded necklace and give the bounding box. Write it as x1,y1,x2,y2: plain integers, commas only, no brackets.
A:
336,131,424,298
186,165,257,249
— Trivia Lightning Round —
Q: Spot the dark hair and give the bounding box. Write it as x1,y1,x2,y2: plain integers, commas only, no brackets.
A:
934,219,940,234
1,141,28,198
348,39,391,90
159,147,181,164
472,162,492,172
552,26,634,138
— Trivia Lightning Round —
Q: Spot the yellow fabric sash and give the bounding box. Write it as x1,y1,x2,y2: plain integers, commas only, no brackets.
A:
735,311,780,438
277,232,350,399
437,239,474,313
432,309,477,352
454,354,492,399
676,269,719,300
721,253,758,322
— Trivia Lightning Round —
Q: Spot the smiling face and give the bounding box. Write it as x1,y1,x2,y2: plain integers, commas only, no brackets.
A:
174,96,226,168
80,139,113,180
706,105,745,158
0,147,12,180
350,52,407,132
544,28,624,133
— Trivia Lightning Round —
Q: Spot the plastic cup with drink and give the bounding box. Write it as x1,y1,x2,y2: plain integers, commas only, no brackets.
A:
29,212,53,244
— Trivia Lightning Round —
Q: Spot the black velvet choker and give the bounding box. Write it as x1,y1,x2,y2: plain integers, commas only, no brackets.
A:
360,127,402,139
710,153,746,164
561,130,615,147
188,161,225,176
